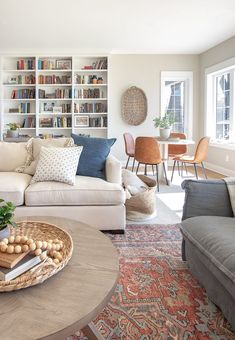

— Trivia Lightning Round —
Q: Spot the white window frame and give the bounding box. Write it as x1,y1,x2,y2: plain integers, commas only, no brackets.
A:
205,57,235,148
160,71,193,139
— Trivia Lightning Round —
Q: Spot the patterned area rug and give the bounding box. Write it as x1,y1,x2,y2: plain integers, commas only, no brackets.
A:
72,224,235,340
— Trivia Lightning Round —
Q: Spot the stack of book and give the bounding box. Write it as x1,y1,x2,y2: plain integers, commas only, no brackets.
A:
11,89,35,99
17,59,35,70
0,250,45,281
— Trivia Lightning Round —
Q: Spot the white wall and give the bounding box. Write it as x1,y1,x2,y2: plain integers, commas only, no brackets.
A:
199,36,235,175
108,54,199,161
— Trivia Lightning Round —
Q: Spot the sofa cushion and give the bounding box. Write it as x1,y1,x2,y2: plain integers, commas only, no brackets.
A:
31,146,83,185
17,137,74,175
71,134,116,180
0,142,28,171
0,172,32,206
25,176,125,206
181,216,235,283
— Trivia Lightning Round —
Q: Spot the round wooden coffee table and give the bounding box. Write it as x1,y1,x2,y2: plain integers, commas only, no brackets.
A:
0,216,119,340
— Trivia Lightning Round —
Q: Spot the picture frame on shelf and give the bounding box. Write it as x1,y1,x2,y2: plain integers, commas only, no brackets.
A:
74,115,89,127
8,76,17,84
53,106,62,114
56,59,72,70
42,102,55,113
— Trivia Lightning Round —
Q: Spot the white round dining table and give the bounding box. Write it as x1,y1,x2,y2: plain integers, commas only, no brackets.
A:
156,138,195,180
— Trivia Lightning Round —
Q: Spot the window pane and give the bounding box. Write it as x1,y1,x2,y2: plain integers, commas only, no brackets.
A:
163,80,185,133
215,72,231,141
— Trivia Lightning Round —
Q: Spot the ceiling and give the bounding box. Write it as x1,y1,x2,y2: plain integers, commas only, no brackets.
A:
0,0,235,54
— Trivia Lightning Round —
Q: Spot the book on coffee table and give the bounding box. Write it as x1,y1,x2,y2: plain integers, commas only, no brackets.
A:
0,252,46,281
0,251,29,269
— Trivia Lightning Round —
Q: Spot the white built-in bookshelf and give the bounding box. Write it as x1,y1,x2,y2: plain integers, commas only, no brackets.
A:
0,55,108,140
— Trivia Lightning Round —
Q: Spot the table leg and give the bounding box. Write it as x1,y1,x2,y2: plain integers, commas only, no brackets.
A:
160,144,170,184
82,322,104,340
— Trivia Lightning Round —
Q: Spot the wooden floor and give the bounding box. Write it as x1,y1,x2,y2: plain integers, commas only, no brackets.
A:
127,164,225,180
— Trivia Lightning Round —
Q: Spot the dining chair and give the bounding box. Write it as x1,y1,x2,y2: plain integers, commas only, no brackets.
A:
168,132,188,176
171,136,210,181
135,137,168,191
123,133,135,171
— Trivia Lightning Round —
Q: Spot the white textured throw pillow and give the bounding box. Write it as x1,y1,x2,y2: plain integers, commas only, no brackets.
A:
31,146,83,185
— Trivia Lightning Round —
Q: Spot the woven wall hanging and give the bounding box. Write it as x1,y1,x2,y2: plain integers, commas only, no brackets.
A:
121,86,148,126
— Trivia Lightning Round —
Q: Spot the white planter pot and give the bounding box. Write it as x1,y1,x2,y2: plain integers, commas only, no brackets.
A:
160,128,171,140
7,130,19,138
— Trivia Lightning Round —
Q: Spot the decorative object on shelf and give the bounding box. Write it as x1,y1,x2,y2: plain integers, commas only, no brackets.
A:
0,199,18,240
153,112,175,140
97,77,103,84
6,123,21,138
56,59,72,70
0,221,73,291
121,86,148,126
74,115,89,127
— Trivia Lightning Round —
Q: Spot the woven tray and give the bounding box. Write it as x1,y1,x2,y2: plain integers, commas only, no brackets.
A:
0,221,73,292
121,86,147,126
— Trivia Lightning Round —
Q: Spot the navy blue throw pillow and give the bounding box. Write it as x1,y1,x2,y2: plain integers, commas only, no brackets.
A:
71,134,116,179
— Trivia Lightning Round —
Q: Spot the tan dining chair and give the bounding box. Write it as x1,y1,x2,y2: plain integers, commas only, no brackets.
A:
171,136,210,181
123,133,135,171
135,137,168,191
168,132,188,176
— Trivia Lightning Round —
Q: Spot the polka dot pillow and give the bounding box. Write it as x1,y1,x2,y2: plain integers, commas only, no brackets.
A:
31,146,83,185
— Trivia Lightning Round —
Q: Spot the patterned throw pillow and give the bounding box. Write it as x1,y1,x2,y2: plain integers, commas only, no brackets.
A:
31,146,83,185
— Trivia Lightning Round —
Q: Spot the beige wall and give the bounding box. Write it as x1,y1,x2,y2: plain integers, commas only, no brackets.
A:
108,54,199,161
199,36,235,175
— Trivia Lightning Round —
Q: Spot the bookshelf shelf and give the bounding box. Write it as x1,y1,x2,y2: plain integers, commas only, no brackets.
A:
38,84,72,87
0,55,108,139
74,69,107,73
4,113,36,116
74,98,107,101
74,84,107,87
3,70,35,73
3,84,36,87
39,127,72,130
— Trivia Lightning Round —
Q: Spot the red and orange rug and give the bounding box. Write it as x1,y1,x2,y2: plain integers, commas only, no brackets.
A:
73,224,235,340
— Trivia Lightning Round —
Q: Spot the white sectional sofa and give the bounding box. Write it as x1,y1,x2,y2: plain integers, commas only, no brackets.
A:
0,141,126,231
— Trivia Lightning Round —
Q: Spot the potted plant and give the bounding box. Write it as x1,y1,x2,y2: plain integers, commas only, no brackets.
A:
153,113,175,140
0,199,18,240
6,123,21,138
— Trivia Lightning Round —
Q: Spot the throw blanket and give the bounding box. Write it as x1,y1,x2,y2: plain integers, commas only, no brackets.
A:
223,177,235,216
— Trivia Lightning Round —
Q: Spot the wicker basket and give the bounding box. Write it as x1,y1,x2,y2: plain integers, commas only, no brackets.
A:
0,221,73,292
125,175,157,221
121,86,147,126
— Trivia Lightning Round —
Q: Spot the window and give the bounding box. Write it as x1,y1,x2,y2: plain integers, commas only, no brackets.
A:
206,58,235,145
161,71,193,138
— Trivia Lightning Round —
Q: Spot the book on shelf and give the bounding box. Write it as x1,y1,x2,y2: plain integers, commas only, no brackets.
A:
9,103,31,114
82,59,107,70
40,116,71,128
0,251,46,281
11,89,35,99
17,58,35,70
74,88,104,99
38,75,71,85
39,89,72,99
74,102,107,113
38,59,55,70
23,117,36,128
89,116,107,128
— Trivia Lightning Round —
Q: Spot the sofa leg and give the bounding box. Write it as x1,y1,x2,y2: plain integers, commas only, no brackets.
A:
102,229,125,234
182,239,186,261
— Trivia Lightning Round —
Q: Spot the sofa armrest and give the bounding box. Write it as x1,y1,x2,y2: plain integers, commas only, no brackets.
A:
181,179,233,220
105,155,122,184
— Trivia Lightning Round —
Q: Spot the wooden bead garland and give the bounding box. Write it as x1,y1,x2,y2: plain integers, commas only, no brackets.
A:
0,236,64,265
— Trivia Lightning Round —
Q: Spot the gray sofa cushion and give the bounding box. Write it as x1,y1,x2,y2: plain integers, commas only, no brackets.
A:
181,216,235,283
181,179,233,220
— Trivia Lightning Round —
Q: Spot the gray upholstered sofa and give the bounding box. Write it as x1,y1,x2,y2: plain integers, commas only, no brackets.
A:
180,179,235,330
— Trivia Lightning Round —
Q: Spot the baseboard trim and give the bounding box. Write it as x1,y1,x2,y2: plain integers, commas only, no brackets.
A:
204,162,235,177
